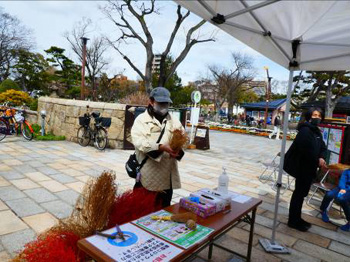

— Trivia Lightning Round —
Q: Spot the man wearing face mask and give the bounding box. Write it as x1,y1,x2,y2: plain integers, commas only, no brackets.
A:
131,87,185,207
284,107,327,231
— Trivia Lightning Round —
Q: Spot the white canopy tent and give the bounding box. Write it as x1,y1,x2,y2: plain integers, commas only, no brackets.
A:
175,0,350,254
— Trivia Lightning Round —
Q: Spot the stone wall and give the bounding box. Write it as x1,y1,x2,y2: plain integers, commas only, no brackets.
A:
25,109,38,125
37,97,126,149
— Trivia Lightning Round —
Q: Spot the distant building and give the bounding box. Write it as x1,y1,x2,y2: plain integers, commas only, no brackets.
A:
152,54,162,74
241,98,287,123
189,80,218,103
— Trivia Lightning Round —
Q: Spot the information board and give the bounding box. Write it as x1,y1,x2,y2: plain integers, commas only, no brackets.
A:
135,210,214,249
86,223,182,262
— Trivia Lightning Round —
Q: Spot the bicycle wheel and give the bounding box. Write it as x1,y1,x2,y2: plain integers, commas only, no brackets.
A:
77,126,91,147
94,128,108,150
0,119,7,141
21,121,34,141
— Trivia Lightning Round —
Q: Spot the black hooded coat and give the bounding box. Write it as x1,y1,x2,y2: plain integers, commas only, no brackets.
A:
284,122,327,179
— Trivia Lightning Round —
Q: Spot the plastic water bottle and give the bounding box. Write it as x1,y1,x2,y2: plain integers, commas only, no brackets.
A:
218,167,229,194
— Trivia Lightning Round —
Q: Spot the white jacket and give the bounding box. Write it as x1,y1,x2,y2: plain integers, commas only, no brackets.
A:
131,110,184,191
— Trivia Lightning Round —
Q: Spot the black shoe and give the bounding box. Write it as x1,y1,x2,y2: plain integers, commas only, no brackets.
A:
288,221,309,232
300,219,311,229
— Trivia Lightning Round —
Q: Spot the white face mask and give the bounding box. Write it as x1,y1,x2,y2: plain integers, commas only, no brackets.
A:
153,103,169,116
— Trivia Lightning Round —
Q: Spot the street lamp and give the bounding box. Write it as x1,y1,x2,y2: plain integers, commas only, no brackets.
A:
80,37,89,100
40,110,46,136
263,66,272,128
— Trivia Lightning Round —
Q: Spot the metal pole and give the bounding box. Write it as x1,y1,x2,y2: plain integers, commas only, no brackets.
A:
190,102,197,144
271,70,294,243
264,68,271,128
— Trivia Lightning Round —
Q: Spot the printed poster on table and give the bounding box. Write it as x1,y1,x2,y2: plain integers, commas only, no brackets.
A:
134,210,214,249
328,128,342,154
86,223,182,262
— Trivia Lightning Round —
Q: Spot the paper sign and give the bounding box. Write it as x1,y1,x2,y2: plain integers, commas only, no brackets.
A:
196,128,207,138
135,210,214,249
86,223,182,262
190,108,200,125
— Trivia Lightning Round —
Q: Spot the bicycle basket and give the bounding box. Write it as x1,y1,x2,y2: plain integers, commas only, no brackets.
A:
96,117,111,128
14,113,24,123
79,116,90,126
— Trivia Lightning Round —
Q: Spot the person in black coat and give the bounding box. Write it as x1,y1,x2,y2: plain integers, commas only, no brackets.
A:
284,107,327,231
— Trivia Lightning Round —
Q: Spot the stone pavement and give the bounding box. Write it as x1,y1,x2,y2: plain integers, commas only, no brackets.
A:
0,131,349,261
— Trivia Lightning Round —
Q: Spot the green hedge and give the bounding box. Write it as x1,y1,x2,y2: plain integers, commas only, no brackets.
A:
31,124,66,141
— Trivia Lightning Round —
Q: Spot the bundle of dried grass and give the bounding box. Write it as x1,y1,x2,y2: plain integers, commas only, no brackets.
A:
169,129,188,152
47,171,117,238
13,171,117,262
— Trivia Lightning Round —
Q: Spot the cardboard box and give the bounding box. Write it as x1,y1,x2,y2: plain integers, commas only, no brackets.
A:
190,191,226,212
179,197,216,218
199,188,231,206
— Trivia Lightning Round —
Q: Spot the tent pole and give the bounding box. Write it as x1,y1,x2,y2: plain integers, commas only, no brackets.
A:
271,69,294,242
259,69,294,254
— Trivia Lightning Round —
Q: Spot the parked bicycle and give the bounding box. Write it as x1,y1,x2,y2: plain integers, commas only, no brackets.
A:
0,105,34,141
77,106,111,150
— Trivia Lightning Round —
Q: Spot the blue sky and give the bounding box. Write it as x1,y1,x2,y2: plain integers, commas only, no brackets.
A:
1,1,289,88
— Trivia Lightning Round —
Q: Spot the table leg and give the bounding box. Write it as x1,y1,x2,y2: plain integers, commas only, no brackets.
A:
247,208,256,262
208,242,213,259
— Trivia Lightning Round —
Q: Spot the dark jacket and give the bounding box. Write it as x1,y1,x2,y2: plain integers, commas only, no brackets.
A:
274,117,281,127
284,122,327,179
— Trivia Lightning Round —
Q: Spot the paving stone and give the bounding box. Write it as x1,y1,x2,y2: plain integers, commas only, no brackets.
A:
23,188,58,203
264,245,321,262
50,173,77,184
0,177,10,187
65,181,85,193
0,229,36,255
38,180,68,192
0,210,28,235
0,165,12,172
276,223,330,248
1,159,23,166
0,251,11,261
5,198,45,217
55,189,80,206
24,172,51,182
0,200,8,211
27,161,46,168
213,235,282,262
329,240,350,257
308,224,350,245
243,224,297,247
41,200,73,219
10,178,40,190
0,244,3,252
23,212,58,234
36,166,60,175
15,155,32,162
294,240,349,262
12,164,36,174
0,171,25,180
0,186,26,201
76,175,92,183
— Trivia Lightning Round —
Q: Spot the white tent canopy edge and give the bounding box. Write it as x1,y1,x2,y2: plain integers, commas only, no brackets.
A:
174,0,350,255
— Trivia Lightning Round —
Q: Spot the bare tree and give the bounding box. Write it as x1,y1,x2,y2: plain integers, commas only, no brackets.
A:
65,18,109,100
101,0,214,92
208,52,256,120
0,8,33,82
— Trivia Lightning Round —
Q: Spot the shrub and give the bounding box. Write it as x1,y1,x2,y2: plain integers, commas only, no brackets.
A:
31,123,66,141
119,91,149,105
29,99,38,111
0,89,32,106
0,79,20,93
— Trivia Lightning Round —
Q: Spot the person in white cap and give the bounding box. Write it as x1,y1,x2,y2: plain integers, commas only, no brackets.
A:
131,87,185,207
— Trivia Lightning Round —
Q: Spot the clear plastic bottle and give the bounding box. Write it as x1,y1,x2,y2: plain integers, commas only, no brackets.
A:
218,167,229,194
